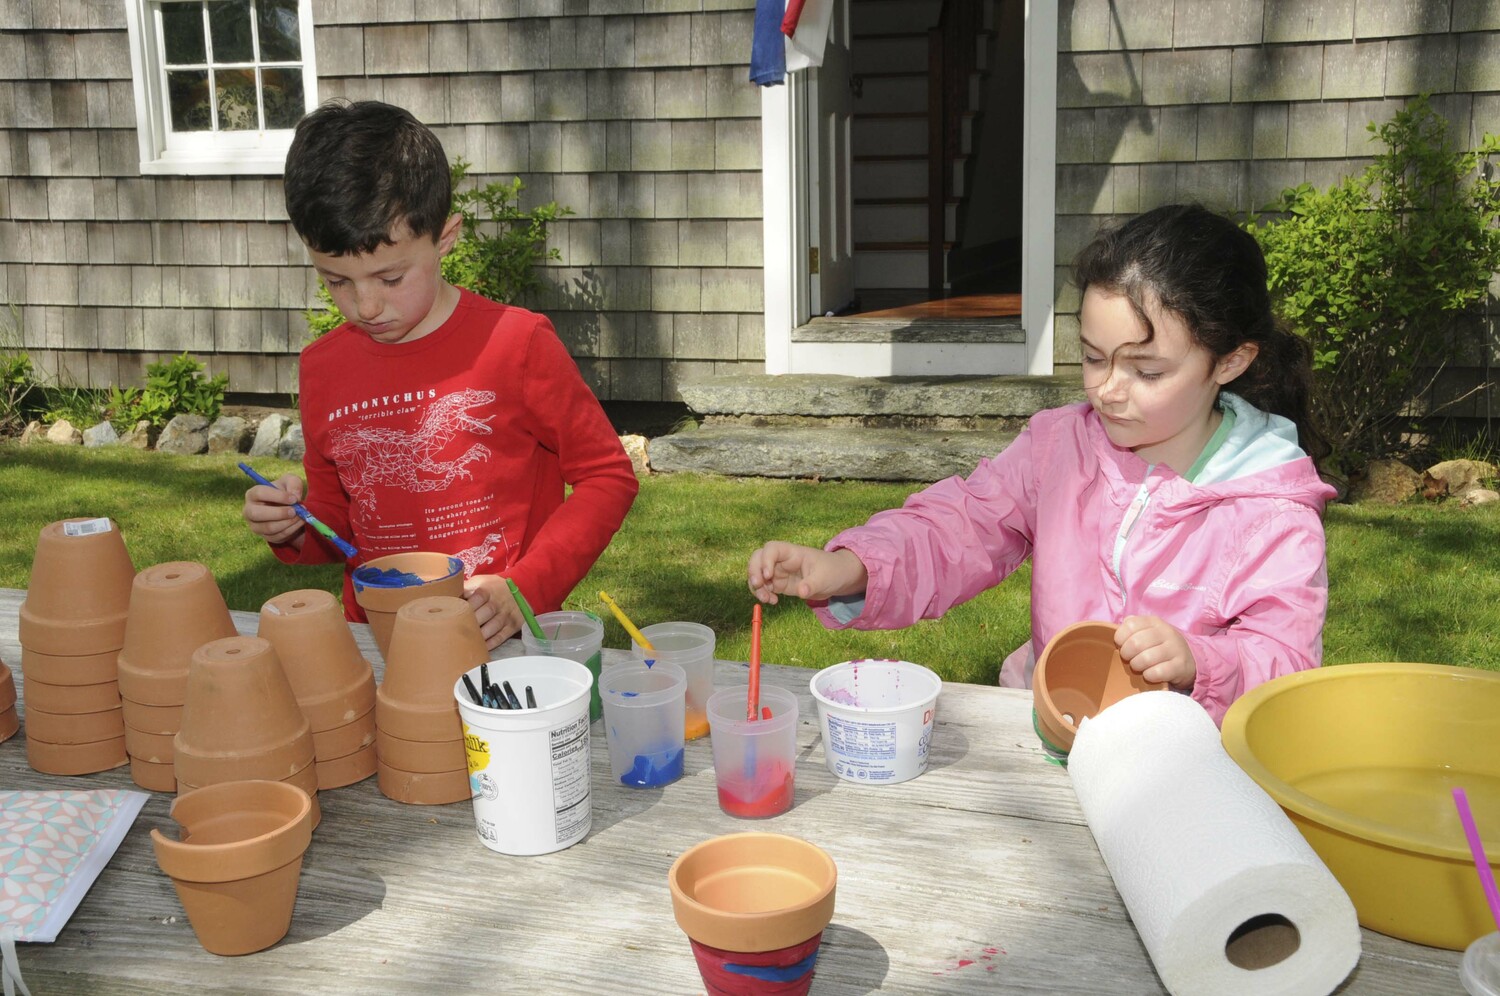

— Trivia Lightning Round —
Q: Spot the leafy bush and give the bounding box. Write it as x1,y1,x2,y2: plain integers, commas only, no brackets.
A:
0,351,40,434
305,160,572,339
141,352,229,425
1247,96,1500,470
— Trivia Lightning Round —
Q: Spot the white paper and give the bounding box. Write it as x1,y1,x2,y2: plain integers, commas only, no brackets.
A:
61,518,111,537
1069,692,1360,996
785,0,833,71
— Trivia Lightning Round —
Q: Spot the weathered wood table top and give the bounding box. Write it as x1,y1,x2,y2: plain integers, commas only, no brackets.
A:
0,588,1464,994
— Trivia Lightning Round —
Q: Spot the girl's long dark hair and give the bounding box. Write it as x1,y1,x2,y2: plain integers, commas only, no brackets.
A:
1073,204,1330,467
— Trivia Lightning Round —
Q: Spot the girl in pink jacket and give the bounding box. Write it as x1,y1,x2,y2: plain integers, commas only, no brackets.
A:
748,205,1336,725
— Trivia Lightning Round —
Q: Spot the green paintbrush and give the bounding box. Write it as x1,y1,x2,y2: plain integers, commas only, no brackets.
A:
505,577,547,639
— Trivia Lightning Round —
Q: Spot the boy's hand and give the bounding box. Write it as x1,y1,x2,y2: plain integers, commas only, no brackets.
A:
242,473,308,549
464,575,522,650
747,543,868,605
1115,615,1196,688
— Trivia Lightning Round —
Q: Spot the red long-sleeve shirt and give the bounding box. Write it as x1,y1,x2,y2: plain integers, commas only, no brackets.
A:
273,289,638,620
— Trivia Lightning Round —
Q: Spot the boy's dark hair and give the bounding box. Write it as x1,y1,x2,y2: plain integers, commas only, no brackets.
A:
1073,203,1330,467
283,100,451,255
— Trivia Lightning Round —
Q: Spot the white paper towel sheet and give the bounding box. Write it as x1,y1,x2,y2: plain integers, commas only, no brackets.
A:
1069,691,1360,996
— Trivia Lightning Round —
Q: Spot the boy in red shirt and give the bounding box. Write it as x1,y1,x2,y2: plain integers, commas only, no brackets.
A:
243,101,638,648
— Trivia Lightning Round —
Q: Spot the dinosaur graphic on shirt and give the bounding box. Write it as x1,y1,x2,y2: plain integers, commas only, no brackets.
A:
331,388,496,510
455,530,515,576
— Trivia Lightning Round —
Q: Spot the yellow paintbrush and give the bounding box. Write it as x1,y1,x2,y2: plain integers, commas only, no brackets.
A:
598,590,654,652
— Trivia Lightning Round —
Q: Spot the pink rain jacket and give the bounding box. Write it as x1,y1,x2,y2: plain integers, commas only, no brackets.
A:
813,395,1337,725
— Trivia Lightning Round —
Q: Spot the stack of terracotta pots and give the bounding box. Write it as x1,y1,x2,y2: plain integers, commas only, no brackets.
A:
375,596,488,805
351,552,465,660
174,636,321,828
117,562,239,791
0,657,18,743
258,589,377,789
18,517,135,774
151,779,314,956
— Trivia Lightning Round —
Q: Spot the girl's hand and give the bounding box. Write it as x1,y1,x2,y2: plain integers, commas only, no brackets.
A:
464,575,522,650
1115,615,1197,688
242,473,307,548
747,543,868,604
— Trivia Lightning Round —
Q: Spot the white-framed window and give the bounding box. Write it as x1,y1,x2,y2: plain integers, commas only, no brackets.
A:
124,0,319,175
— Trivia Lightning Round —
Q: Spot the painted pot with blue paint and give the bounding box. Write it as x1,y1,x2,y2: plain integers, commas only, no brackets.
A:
351,552,465,659
601,660,686,788
669,832,837,996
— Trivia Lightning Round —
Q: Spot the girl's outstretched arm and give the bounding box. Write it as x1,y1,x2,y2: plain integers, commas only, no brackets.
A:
747,543,868,604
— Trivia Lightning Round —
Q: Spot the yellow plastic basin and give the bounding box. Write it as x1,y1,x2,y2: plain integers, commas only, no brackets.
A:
1222,662,1500,950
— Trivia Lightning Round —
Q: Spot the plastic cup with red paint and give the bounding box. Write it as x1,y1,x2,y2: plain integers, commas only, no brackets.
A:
707,685,797,818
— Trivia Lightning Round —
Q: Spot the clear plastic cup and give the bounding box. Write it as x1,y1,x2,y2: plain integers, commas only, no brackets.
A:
706,685,798,818
1463,931,1500,996
601,660,686,789
632,622,715,741
523,611,605,723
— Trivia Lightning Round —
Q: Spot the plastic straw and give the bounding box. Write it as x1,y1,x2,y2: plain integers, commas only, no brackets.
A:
599,591,654,652
504,577,546,639
747,603,762,721
1453,787,1500,933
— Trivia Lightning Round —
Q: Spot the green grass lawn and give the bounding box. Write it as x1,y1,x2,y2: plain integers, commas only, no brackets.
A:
1,442,1495,684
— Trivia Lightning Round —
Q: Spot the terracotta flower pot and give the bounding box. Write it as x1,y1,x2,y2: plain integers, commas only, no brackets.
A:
176,636,311,758
173,738,316,786
26,735,128,775
309,707,376,759
117,562,238,693
376,761,471,806
351,553,465,659
23,705,124,745
19,518,135,656
125,723,177,763
23,675,121,715
20,647,122,687
374,728,466,773
120,698,183,735
130,754,177,792
0,707,17,744
0,659,13,711
374,596,487,743
257,589,378,732
315,742,377,790
177,761,322,830
669,833,838,996
151,780,313,956
1033,621,1166,755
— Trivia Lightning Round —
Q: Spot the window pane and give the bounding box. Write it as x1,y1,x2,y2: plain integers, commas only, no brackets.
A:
166,69,212,130
207,0,253,62
262,67,304,129
258,0,301,61
215,67,259,129
161,3,206,65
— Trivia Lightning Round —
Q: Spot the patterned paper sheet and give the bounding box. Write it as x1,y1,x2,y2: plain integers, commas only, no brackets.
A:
0,789,147,944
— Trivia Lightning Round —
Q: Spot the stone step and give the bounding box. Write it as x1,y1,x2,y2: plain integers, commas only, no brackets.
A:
675,373,1085,418
648,423,1018,482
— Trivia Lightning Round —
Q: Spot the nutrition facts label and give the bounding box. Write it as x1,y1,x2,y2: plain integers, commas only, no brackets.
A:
550,714,590,844
828,715,896,760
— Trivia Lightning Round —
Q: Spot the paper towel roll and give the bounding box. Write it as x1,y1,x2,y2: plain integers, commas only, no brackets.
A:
1069,690,1360,996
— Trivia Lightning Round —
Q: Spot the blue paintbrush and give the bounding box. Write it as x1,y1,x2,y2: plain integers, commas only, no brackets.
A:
238,462,359,559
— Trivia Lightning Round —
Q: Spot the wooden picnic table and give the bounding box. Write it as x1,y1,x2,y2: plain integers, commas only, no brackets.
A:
0,587,1465,994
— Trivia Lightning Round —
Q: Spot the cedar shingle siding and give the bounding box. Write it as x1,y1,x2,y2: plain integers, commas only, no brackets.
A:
1054,0,1500,419
1,0,762,402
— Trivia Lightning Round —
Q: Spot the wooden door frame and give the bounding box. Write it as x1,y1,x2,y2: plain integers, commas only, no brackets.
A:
761,0,1057,376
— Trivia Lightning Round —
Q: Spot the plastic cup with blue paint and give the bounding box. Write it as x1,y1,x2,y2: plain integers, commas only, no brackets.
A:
602,660,686,789
522,610,605,723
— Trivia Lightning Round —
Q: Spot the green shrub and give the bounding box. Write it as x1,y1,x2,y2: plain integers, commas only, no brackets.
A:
0,351,39,433
141,352,228,425
305,160,572,340
1247,96,1500,470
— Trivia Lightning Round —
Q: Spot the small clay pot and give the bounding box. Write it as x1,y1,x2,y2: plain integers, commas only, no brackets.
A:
374,729,466,773
315,743,377,790
120,698,183,735
1033,621,1166,755
151,780,313,956
130,754,177,792
26,735,128,775
177,762,322,830
0,659,13,711
116,659,189,708
176,637,310,758
309,708,376,760
376,761,471,806
375,596,487,742
670,832,839,953
0,707,17,744
352,552,465,659
173,738,316,786
118,562,238,685
20,646,122,687
257,589,377,731
19,518,135,656
23,675,121,715
23,705,125,745
124,723,177,763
